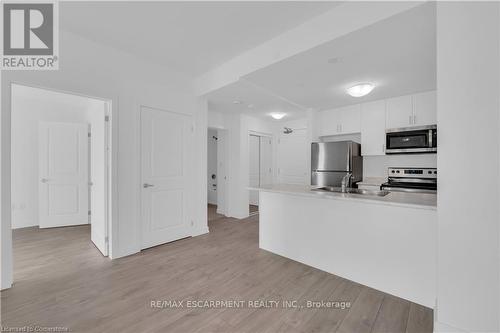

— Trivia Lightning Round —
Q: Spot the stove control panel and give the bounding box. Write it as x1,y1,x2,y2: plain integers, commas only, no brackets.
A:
388,167,437,179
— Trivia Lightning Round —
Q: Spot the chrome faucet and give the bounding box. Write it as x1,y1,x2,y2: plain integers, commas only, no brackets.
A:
341,173,352,193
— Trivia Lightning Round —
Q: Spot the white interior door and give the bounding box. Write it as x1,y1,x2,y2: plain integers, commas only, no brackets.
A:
249,135,260,206
39,122,89,228
259,136,273,186
141,106,192,250
89,105,109,256
277,129,308,184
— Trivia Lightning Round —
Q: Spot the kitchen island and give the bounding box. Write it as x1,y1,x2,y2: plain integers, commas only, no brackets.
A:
251,184,436,308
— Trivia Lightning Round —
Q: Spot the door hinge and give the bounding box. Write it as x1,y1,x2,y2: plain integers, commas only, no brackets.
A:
88,132,91,138
88,210,91,215
105,115,110,122
191,220,194,226
105,236,109,243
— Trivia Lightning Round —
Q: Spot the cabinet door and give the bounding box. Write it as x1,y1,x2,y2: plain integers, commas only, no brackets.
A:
339,104,361,134
361,100,386,156
318,108,342,136
413,91,437,126
386,95,413,129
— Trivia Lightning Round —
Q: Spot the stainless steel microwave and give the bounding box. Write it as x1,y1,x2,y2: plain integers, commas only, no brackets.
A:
385,125,437,154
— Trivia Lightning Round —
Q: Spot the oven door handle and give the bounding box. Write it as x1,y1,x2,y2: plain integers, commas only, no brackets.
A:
381,186,437,194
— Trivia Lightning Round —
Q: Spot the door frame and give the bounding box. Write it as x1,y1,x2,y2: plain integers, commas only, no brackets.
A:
207,126,229,217
247,130,274,217
4,82,115,288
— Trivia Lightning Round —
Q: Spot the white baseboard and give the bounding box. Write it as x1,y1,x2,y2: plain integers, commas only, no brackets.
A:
434,321,468,333
111,246,140,260
192,226,209,237
11,220,38,229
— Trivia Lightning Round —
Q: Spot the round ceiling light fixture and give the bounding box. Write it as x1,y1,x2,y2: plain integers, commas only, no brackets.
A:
270,112,286,120
346,83,375,97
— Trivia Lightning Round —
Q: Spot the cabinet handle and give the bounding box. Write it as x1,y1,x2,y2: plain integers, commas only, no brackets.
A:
413,115,417,124
340,124,343,133
382,144,385,152
409,115,412,125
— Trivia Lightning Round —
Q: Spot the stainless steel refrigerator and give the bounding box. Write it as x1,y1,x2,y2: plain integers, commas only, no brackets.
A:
311,141,363,187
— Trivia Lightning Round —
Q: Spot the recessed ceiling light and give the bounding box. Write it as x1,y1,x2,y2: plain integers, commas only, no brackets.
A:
270,112,286,120
346,83,375,97
232,100,242,104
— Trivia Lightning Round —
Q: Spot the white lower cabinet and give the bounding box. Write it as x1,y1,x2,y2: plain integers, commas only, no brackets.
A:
361,100,386,156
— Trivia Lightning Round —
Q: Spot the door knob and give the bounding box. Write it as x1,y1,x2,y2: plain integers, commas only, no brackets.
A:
143,183,154,188
41,178,49,183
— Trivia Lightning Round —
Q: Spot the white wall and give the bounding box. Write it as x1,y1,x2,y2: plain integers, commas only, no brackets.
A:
436,2,500,332
207,110,225,129
207,129,218,205
1,29,207,289
274,118,309,185
10,84,105,229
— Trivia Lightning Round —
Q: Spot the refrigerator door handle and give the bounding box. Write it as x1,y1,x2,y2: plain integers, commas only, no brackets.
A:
347,143,351,171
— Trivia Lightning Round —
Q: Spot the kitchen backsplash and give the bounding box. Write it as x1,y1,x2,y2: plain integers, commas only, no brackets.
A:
363,154,437,178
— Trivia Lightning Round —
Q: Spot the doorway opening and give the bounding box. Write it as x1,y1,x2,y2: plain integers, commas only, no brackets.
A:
10,83,112,273
207,127,228,224
248,133,273,216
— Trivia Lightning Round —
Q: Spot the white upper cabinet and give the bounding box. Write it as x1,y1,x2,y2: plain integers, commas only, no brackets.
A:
413,91,437,126
386,95,413,129
361,100,386,156
339,104,361,134
318,104,361,136
386,91,437,129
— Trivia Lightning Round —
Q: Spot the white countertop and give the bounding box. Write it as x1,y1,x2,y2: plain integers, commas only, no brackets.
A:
249,184,437,210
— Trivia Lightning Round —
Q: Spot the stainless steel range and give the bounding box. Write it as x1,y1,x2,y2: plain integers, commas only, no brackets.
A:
381,167,437,194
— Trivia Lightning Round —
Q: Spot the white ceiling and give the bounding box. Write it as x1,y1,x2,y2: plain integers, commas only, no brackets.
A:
208,2,436,119
60,1,339,77
207,79,306,120
243,2,436,111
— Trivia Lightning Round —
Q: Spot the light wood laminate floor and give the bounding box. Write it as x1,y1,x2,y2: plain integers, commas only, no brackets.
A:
1,208,432,332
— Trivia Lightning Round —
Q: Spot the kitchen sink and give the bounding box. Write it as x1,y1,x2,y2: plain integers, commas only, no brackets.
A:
313,187,390,197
